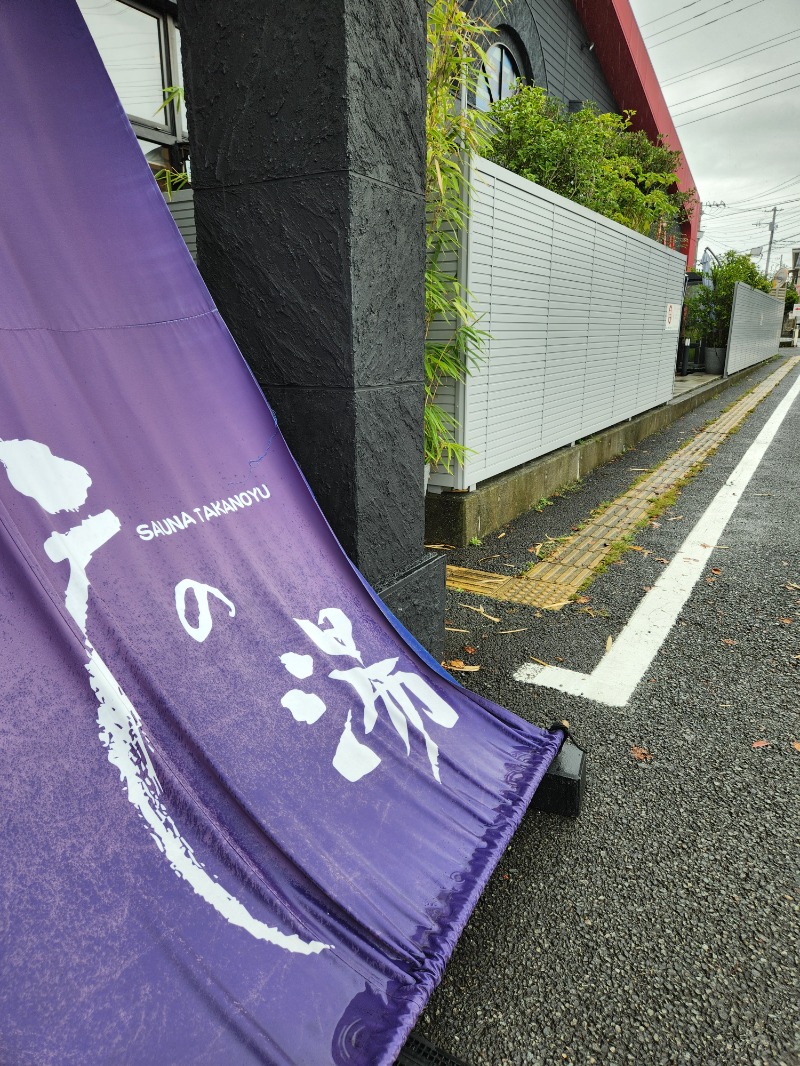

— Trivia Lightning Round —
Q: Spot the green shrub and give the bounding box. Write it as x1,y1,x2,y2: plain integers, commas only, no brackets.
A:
485,85,695,241
685,251,772,347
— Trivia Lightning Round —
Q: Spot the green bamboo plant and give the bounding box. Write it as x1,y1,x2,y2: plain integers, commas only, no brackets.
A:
424,0,497,473
152,86,189,199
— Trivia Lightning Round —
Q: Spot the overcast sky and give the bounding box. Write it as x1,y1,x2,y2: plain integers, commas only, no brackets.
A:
628,0,800,271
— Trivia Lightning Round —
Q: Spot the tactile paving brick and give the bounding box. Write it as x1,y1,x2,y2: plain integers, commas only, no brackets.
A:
445,357,800,609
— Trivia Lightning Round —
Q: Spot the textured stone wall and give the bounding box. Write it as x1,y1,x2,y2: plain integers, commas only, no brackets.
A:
179,0,426,581
180,0,445,653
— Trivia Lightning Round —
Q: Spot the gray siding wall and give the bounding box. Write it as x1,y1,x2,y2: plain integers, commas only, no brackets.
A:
725,283,783,374
165,189,197,261
473,0,618,112
430,156,686,491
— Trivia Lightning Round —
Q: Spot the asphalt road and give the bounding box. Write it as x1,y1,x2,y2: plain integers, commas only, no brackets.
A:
412,356,800,1066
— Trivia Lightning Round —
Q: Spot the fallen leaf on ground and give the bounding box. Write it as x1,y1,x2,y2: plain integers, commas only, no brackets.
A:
784,582,800,591
498,628,527,634
528,656,551,667
443,660,480,673
665,516,684,522
752,739,770,749
529,543,543,555
555,655,564,662
629,546,652,556
605,635,613,652
721,638,738,646
497,532,507,539
630,745,653,762
711,567,722,575
425,543,456,550
478,554,500,563
459,604,500,622
655,557,669,565
791,741,800,753
779,618,793,625
649,520,661,528
574,595,591,604
464,645,477,655
444,626,469,633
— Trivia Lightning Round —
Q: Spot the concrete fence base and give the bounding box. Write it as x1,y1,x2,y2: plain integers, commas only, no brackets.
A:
425,367,766,547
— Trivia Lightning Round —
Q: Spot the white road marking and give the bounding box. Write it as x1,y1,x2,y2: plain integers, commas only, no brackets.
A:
514,369,800,708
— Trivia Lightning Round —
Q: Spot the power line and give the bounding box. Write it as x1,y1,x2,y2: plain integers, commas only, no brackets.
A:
661,30,800,85
703,207,800,229
670,59,800,111
716,201,800,222
704,206,800,226
639,0,715,30
648,0,768,49
723,172,800,207
702,210,800,235
645,0,761,41
673,69,800,118
676,79,800,126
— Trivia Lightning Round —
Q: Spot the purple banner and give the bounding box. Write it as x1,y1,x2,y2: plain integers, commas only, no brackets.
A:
0,4,562,1062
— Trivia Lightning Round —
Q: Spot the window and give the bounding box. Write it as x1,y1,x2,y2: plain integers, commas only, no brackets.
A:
475,44,520,111
77,0,187,178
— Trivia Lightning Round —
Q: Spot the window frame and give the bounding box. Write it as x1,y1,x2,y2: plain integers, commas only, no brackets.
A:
81,0,185,149
473,28,530,113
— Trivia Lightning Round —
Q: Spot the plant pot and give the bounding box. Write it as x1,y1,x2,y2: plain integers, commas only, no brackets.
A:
704,347,726,375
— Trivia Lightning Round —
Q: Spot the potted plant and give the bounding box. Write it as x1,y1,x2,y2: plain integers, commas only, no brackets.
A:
685,250,772,373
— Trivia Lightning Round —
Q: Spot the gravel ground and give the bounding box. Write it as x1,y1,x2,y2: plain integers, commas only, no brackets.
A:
409,357,800,1066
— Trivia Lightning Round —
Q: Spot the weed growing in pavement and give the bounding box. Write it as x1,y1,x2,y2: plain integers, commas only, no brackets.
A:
468,536,482,547
576,604,610,618
532,496,554,512
538,533,574,560
590,499,614,519
591,531,636,577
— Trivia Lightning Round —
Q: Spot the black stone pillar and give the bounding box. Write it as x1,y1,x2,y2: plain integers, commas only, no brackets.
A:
180,0,445,656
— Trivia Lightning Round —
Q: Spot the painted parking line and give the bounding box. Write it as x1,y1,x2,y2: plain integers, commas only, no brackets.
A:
514,368,800,708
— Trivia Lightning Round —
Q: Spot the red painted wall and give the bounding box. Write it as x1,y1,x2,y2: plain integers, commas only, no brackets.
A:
573,0,698,265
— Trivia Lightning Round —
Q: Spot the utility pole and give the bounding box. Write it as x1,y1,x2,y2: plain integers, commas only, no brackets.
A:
695,202,726,268
765,205,778,276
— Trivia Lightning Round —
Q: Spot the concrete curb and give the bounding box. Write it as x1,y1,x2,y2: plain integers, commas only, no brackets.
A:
424,365,772,548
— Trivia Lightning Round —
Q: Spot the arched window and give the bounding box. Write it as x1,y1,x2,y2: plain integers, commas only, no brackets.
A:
475,43,520,111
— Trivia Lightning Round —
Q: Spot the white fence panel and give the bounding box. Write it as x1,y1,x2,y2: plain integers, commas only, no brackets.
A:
725,283,783,374
431,157,686,491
